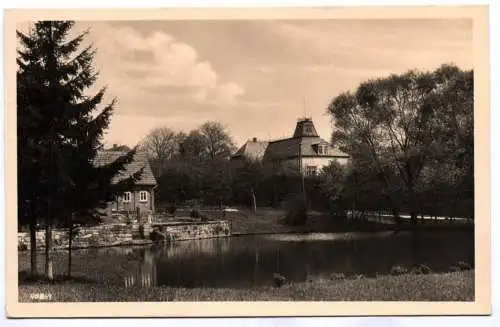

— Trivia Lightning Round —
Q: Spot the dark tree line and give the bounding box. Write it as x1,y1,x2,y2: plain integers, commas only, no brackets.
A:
17,21,142,279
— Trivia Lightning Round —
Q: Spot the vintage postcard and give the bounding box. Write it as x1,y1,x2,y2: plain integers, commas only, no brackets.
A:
4,6,490,318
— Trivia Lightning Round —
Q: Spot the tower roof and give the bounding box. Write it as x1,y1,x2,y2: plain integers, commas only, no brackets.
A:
292,117,319,138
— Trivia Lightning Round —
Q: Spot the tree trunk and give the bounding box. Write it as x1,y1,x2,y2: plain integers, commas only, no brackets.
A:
382,193,402,226
251,188,257,213
408,186,418,228
410,211,418,226
390,208,402,228
67,217,73,277
45,219,54,280
29,219,38,276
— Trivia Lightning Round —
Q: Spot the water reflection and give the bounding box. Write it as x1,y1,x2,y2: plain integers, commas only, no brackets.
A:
122,230,473,289
124,250,157,288
124,237,231,288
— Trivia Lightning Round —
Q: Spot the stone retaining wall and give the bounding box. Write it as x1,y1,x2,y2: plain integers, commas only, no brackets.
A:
150,220,231,242
18,220,231,251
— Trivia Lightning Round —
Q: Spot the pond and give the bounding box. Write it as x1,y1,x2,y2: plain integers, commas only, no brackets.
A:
120,230,474,288
19,230,474,289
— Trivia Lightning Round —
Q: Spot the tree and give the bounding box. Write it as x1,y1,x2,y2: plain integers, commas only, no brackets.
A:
179,130,208,161
426,65,474,219
199,121,236,161
179,121,235,161
327,64,473,225
317,161,348,215
140,127,185,176
232,159,265,212
17,21,142,279
17,49,43,276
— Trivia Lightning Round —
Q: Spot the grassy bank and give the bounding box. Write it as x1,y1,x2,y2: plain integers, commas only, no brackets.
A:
19,270,473,302
221,208,473,235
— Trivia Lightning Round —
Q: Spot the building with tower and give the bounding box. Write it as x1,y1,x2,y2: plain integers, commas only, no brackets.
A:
232,117,349,175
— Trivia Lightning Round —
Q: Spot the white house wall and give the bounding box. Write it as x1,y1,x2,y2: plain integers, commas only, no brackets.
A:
280,157,349,172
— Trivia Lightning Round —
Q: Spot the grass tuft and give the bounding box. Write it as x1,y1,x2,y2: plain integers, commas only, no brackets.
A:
18,271,474,302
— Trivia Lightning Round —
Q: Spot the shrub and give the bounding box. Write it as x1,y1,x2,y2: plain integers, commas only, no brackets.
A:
390,265,408,276
125,216,133,225
329,272,346,280
283,194,308,226
213,224,224,234
412,264,432,275
273,273,287,287
456,261,472,271
18,242,28,251
166,205,177,216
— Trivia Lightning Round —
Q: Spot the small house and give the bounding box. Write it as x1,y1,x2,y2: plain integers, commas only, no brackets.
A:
93,150,157,222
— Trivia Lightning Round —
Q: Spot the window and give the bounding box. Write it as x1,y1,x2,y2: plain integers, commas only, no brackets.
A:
122,192,132,203
305,165,317,176
139,191,148,202
318,145,328,155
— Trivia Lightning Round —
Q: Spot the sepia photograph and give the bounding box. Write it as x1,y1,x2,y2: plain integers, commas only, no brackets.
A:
4,6,490,317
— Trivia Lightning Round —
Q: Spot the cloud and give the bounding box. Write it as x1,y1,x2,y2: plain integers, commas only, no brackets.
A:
88,24,245,113
61,20,472,148
273,19,472,71
257,66,275,74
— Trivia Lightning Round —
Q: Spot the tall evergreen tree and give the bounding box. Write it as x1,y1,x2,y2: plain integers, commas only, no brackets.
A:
17,21,143,279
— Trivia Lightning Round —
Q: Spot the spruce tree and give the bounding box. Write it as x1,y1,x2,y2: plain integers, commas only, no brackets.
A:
17,21,143,279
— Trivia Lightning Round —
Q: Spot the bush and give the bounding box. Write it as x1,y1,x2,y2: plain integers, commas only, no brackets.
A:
390,265,408,276
329,272,346,280
18,242,28,251
213,224,224,234
411,264,432,275
166,205,177,216
125,215,133,225
283,194,308,226
190,209,209,221
456,261,472,271
273,273,287,287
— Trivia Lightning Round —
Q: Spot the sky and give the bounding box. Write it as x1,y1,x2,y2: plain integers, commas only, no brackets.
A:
19,19,473,148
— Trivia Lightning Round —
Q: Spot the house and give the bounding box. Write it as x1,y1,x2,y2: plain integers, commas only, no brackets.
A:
232,117,349,175
231,137,269,162
93,150,157,222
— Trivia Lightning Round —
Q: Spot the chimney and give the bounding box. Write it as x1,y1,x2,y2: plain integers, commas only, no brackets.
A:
252,137,257,142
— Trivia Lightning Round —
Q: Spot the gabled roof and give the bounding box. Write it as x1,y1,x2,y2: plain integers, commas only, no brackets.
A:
93,150,157,186
232,139,269,161
263,136,348,161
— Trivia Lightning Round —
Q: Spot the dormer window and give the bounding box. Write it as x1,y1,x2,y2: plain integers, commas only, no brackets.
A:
317,145,328,155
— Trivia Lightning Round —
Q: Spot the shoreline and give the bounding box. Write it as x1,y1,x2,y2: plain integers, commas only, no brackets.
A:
18,223,473,253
